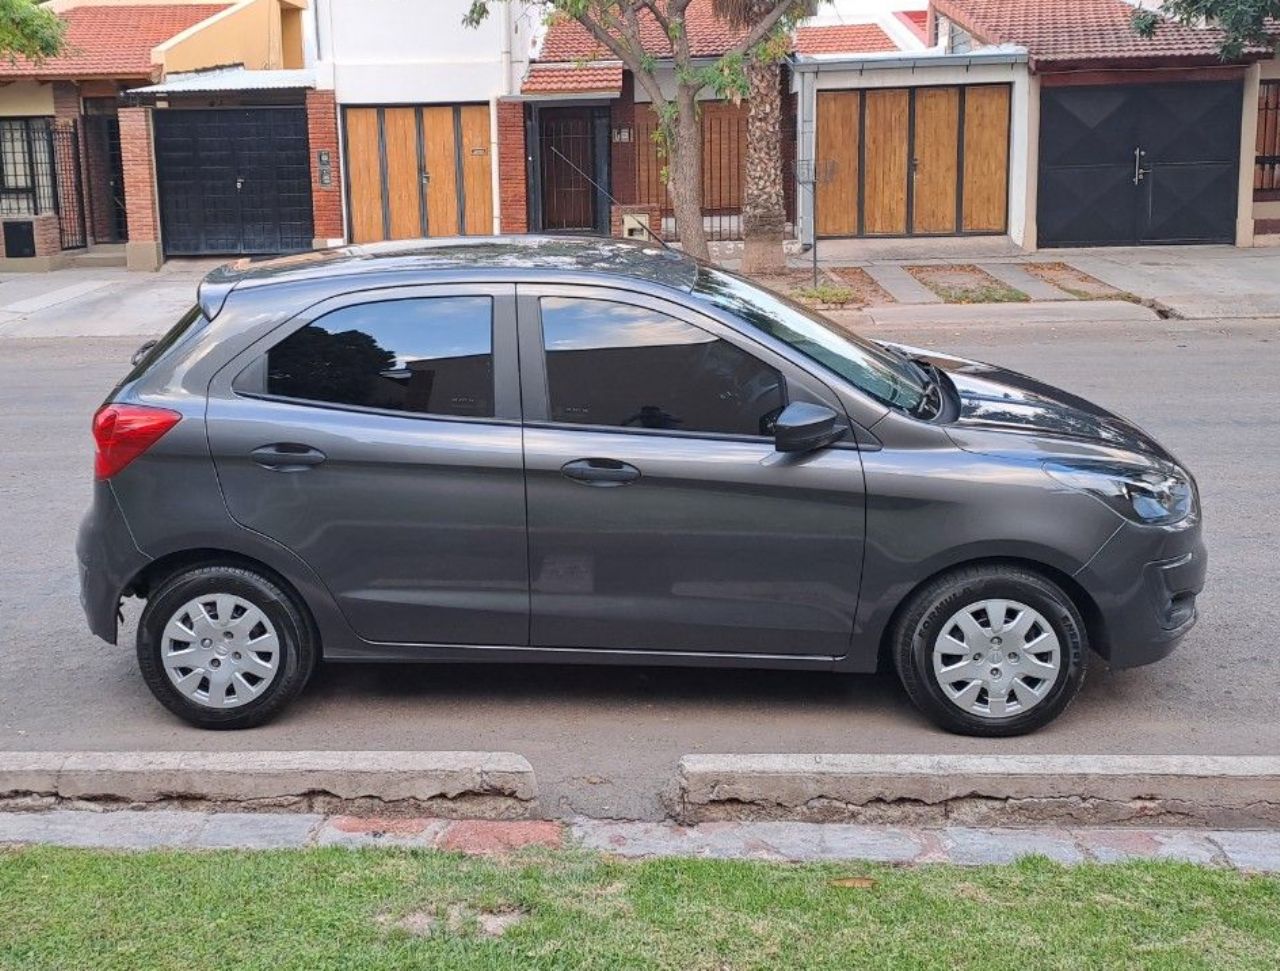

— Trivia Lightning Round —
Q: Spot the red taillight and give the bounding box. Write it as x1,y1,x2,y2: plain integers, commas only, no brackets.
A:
92,404,181,480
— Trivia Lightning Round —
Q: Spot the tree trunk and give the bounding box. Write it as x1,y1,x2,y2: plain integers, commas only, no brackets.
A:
668,85,710,261
740,57,786,275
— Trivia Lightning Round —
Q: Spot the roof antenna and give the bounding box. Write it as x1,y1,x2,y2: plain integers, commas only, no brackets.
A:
547,144,673,251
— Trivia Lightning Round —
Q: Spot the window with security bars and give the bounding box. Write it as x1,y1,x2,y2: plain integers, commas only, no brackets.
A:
0,117,57,217
1258,81,1280,197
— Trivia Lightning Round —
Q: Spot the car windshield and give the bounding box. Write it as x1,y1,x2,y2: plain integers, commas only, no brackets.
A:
693,266,928,413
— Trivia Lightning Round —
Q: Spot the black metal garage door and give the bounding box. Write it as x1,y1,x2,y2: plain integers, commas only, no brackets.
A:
1038,81,1241,247
154,108,313,257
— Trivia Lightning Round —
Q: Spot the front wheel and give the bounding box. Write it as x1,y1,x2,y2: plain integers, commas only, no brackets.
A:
893,565,1086,737
137,565,317,729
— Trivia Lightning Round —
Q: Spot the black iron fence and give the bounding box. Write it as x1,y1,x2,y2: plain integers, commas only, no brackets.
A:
633,102,795,242
0,118,87,250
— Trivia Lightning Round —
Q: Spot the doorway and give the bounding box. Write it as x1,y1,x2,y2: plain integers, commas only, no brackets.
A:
531,105,610,234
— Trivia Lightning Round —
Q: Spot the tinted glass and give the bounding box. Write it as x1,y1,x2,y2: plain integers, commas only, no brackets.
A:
267,297,493,418
541,297,784,436
694,267,928,413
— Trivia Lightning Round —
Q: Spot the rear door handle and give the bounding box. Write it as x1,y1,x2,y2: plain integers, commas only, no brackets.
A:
560,457,641,487
251,443,327,472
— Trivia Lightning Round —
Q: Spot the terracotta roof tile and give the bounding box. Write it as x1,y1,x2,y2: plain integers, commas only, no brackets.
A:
537,0,748,62
0,4,230,80
794,23,901,55
934,0,1271,66
522,64,623,95
895,10,929,41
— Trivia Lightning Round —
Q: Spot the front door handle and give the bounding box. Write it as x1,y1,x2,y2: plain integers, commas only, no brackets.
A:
560,457,641,487
251,443,327,472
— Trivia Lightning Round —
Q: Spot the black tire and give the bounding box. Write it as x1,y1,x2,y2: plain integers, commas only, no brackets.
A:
892,564,1086,737
137,565,317,730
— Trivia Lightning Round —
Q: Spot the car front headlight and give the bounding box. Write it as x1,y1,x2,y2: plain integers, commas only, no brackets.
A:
1043,460,1195,525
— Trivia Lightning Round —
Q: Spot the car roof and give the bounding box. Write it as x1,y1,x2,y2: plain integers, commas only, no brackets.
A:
199,235,701,317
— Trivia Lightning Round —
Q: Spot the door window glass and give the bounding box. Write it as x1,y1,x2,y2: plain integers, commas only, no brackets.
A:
267,297,493,418
540,297,784,436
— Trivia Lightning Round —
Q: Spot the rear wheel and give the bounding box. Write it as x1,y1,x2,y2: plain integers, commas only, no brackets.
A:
137,565,317,729
893,565,1086,736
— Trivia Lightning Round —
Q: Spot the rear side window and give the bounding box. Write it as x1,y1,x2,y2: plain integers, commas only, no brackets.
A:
118,304,207,388
266,297,494,419
540,297,784,437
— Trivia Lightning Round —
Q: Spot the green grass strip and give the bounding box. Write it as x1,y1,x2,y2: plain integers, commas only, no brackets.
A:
2,846,1279,970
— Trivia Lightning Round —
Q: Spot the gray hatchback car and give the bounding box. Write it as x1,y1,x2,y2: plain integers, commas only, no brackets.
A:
78,237,1205,735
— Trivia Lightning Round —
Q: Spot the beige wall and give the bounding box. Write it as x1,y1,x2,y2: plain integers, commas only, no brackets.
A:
154,0,306,74
0,81,56,116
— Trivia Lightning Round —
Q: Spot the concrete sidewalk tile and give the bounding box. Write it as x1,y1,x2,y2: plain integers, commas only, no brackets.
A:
1208,831,1280,872
194,812,323,850
1073,829,1220,865
864,264,943,304
0,280,114,315
0,810,202,849
572,819,698,857
815,824,924,863
437,819,564,855
314,816,451,848
978,262,1072,301
941,828,1085,866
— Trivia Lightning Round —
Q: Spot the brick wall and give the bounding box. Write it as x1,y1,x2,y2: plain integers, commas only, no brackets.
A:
306,89,343,242
52,82,80,122
609,204,662,239
496,98,528,234
0,215,61,259
610,73,637,206
118,107,159,249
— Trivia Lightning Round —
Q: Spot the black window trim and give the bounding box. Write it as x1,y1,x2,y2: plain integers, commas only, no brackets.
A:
515,282,857,446
224,282,521,425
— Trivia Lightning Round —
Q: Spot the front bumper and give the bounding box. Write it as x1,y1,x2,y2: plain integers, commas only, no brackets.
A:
1075,514,1207,669
76,481,150,644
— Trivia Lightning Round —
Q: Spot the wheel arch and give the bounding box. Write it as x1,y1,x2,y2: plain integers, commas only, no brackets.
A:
874,555,1105,672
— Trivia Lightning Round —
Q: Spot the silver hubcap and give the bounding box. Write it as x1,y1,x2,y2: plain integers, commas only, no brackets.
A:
932,598,1061,720
161,594,281,709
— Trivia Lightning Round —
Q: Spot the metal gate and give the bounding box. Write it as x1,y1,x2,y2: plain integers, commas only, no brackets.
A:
51,122,88,250
154,107,313,257
1038,81,1242,247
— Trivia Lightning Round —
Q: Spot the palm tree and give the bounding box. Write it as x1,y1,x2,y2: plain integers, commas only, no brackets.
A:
713,0,811,275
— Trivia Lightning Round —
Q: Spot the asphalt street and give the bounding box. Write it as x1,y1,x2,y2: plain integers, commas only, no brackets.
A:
1,313,1277,820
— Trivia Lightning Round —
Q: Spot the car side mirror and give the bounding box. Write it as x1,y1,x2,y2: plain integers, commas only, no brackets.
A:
773,402,846,453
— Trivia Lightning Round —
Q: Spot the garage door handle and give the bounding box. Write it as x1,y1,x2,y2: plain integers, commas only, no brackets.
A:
561,458,640,486
251,444,326,472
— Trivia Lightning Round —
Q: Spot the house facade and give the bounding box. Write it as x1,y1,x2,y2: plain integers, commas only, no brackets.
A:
7,0,1277,270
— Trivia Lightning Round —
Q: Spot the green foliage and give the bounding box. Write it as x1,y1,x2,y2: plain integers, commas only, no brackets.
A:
792,282,858,307
0,0,64,61
1131,0,1280,58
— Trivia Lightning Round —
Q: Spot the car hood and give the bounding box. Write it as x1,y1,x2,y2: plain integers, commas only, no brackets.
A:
882,343,1175,464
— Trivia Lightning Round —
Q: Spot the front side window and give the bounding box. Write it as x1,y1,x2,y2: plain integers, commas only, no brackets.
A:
267,296,494,418
540,296,784,437
694,266,928,414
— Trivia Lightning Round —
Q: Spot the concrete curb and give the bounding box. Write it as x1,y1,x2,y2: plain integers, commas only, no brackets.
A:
859,299,1161,327
676,755,1280,828
0,751,538,819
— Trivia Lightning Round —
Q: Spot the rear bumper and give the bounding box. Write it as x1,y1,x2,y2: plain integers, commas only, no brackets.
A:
1076,515,1207,669
76,482,150,644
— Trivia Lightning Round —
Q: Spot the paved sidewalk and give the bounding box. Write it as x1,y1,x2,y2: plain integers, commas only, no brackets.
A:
3,811,1279,871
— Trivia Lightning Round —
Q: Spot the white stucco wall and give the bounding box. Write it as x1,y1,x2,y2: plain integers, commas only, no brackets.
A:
794,57,1035,248
312,0,536,103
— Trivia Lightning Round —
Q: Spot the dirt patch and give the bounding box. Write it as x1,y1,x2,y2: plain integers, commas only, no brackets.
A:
825,267,897,307
747,268,894,310
1023,262,1136,301
380,904,528,939
907,264,1029,304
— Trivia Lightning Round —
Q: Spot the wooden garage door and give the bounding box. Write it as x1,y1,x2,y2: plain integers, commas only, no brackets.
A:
344,104,493,244
815,84,1009,237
